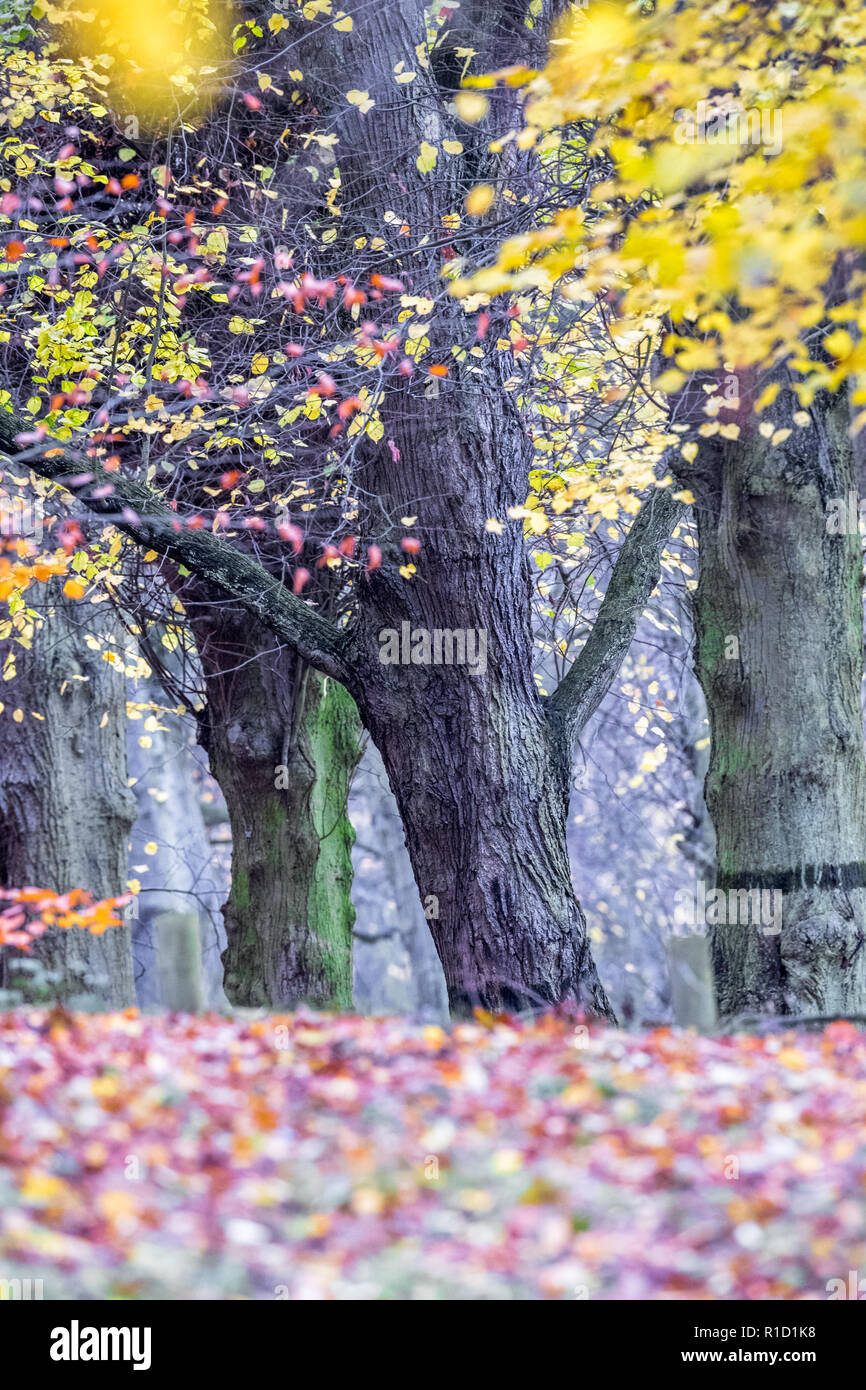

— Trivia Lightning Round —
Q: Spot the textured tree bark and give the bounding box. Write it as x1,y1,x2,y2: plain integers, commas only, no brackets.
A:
361,674,607,1014
348,370,611,1014
684,384,866,1019
0,585,136,1005
191,609,360,1008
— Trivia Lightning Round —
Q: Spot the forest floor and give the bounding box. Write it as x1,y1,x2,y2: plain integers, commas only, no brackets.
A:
0,1007,862,1299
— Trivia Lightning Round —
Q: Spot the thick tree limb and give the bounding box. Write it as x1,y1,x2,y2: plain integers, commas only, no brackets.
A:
546,483,686,751
0,415,356,689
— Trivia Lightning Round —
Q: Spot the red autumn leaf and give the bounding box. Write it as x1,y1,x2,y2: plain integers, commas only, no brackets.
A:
278,522,304,554
373,336,400,359
311,373,337,397
343,284,366,308
370,273,405,292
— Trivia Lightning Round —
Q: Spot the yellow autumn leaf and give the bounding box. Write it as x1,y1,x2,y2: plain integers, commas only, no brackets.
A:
417,141,438,173
454,91,489,123
465,184,495,216
754,383,780,413
346,90,374,113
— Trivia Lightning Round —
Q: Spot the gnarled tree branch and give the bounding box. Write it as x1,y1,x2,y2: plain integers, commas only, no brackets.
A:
546,481,686,753
0,414,356,690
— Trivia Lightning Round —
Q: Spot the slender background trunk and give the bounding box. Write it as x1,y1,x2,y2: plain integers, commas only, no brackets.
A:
350,741,449,1021
126,674,227,1008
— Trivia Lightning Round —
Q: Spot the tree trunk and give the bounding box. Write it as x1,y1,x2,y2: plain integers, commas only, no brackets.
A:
126,676,227,1009
192,610,361,1008
292,0,613,1017
349,372,610,1014
686,384,866,1018
0,585,136,1006
363,677,606,1015
350,741,449,1021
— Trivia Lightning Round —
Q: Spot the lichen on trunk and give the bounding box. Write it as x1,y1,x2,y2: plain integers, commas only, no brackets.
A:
191,609,361,1008
298,671,361,1006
